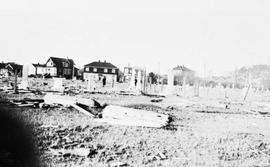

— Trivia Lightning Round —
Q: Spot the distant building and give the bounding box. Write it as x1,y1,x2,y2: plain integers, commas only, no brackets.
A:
0,62,23,78
33,57,76,79
172,65,193,73
123,66,145,83
0,63,8,78
83,60,119,83
32,63,46,76
172,65,195,85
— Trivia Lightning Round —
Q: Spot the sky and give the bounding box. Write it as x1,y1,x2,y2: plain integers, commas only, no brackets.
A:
1,0,270,76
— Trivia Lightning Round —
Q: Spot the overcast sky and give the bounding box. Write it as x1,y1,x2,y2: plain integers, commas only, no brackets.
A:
1,0,270,76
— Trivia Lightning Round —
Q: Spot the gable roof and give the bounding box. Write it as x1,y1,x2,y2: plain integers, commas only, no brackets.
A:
6,62,23,70
47,57,74,68
32,63,46,67
84,61,118,69
0,63,6,69
173,65,193,72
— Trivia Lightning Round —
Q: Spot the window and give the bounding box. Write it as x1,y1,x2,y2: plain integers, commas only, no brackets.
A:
64,62,69,67
104,68,108,73
93,68,97,72
112,69,115,73
47,59,54,66
64,69,71,75
85,67,89,72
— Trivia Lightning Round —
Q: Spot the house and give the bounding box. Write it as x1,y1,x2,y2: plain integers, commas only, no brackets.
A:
172,65,195,85
83,60,119,83
74,67,84,80
0,63,8,78
0,62,23,78
33,57,75,79
172,65,193,73
32,63,46,76
123,65,145,83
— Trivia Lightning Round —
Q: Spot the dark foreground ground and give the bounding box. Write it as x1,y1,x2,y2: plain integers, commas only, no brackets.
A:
1,91,270,167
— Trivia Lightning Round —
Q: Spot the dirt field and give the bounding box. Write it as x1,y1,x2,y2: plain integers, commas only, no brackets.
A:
1,87,270,167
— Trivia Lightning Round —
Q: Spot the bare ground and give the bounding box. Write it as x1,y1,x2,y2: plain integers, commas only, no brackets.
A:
1,91,270,167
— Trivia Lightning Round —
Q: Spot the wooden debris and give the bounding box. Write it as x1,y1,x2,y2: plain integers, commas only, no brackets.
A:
44,94,95,107
151,99,163,103
99,105,169,127
43,94,170,128
141,91,166,98
50,148,90,157
251,102,270,115
10,98,44,107
109,161,128,167
243,84,251,101
70,104,95,117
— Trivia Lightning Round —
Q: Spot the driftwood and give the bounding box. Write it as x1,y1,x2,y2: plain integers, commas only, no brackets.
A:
43,94,169,128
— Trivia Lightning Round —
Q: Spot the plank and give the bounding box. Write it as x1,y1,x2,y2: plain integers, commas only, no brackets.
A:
70,104,94,117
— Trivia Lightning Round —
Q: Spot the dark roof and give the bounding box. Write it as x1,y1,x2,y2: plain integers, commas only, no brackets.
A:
32,63,46,67
84,61,118,69
0,63,6,69
48,57,74,68
6,62,23,70
173,65,193,72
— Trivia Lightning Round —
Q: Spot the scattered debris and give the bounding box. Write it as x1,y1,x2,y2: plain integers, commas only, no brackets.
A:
150,99,163,103
43,94,170,128
9,98,44,107
141,91,166,98
109,161,128,167
53,148,90,157
251,102,270,115
97,105,169,127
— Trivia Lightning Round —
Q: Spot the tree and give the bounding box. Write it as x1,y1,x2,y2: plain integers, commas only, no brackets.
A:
148,72,158,84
